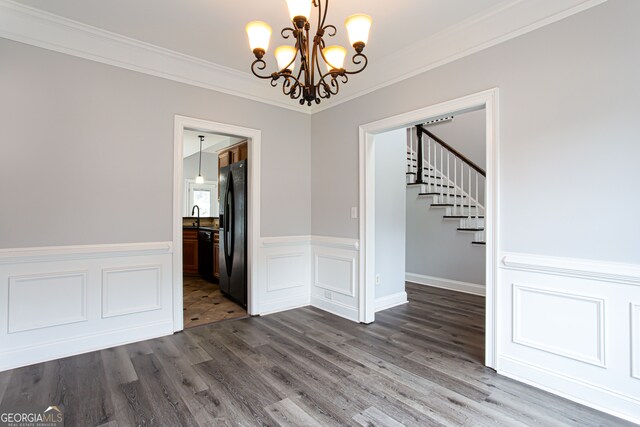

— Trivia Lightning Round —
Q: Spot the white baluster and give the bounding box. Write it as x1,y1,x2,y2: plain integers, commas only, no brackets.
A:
475,170,479,229
440,145,444,200
427,138,431,191
468,166,471,220
447,152,450,205
453,157,457,216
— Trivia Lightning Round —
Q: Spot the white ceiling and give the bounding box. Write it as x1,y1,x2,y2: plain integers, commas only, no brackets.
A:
13,0,505,72
183,129,244,158
4,0,606,112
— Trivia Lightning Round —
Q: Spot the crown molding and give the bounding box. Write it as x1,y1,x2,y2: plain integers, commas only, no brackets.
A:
0,0,606,115
0,0,310,114
309,0,607,113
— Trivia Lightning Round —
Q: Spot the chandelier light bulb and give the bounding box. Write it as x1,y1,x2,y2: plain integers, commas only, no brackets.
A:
323,45,347,72
195,175,204,184
286,0,312,21
275,45,297,72
345,14,372,47
246,21,272,53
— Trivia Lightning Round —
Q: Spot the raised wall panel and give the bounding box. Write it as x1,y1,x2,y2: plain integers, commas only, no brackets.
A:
8,271,87,333
102,265,162,318
513,284,605,367
266,252,306,292
632,303,640,380
314,253,355,297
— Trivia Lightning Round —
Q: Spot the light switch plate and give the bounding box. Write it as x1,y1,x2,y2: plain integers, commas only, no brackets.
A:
351,207,358,219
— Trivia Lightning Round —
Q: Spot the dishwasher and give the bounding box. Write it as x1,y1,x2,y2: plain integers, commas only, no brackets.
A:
198,229,214,282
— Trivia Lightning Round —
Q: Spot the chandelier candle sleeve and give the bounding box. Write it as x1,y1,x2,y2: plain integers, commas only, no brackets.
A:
246,21,272,55
323,45,347,72
345,14,372,48
275,45,297,72
286,0,312,21
246,0,371,106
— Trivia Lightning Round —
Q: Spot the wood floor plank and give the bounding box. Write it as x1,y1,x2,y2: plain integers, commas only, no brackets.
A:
264,397,324,427
353,406,405,427
129,353,198,427
1,283,632,426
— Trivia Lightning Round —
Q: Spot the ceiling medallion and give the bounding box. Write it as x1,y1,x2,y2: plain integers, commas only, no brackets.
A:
246,0,372,106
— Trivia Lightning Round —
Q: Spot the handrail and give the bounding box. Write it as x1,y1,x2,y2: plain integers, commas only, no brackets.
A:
417,125,486,177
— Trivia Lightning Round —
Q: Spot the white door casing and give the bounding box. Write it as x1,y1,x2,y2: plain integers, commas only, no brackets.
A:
173,115,261,331
358,88,499,369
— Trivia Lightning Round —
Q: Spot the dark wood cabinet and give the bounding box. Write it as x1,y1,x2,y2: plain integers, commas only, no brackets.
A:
183,229,199,274
218,141,247,174
213,230,220,279
218,140,248,198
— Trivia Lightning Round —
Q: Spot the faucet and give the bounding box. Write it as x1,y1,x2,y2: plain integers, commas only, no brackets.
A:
191,205,200,228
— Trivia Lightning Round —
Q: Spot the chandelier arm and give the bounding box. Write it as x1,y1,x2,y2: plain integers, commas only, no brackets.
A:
281,27,295,39
251,59,275,79
318,0,329,30
322,24,337,38
343,53,369,75
281,75,303,99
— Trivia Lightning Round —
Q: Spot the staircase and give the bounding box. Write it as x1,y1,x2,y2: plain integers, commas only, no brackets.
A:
406,124,486,246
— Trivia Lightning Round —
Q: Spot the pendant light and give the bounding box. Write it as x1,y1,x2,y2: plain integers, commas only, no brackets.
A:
195,135,205,184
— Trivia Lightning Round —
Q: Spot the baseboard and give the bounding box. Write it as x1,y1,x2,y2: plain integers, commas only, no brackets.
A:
0,320,173,372
375,291,408,312
406,272,485,296
499,356,640,425
310,296,359,322
259,295,310,315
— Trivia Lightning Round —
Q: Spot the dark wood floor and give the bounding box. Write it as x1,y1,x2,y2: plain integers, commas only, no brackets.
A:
0,283,631,426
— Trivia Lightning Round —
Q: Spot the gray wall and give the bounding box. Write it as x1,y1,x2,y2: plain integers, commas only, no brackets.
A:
426,108,486,170
183,151,218,183
406,186,486,285
0,38,311,248
311,0,640,264
374,129,406,299
405,108,486,285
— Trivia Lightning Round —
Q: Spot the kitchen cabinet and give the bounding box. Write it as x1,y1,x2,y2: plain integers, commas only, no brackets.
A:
218,140,248,198
213,230,220,279
218,141,247,172
183,229,198,274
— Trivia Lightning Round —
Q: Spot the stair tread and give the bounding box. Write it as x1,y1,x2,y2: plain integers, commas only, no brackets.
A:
432,203,478,208
419,193,465,197
472,241,486,245
444,215,485,219
458,227,485,231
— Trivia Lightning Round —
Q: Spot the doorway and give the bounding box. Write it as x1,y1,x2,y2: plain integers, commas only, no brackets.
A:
172,116,262,332
181,129,247,328
358,89,499,368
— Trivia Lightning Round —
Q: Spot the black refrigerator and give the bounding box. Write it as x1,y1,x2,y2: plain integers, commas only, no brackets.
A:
219,160,247,307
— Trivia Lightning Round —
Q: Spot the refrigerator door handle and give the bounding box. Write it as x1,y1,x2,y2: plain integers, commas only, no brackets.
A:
224,171,234,274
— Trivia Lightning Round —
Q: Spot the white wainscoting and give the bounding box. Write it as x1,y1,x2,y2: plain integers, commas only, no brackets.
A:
405,272,485,296
632,303,640,381
499,252,640,423
258,237,311,315
310,236,360,322
0,242,173,372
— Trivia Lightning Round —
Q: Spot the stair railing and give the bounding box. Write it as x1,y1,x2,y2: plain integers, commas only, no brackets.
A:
415,125,486,226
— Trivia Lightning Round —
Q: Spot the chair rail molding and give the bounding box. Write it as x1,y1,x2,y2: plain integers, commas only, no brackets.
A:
502,252,640,286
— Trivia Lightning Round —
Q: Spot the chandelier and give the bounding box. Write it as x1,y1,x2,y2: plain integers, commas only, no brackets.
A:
245,0,372,106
